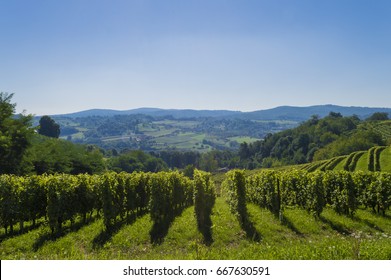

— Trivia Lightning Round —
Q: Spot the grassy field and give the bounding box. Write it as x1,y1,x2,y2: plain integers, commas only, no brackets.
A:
1,197,390,260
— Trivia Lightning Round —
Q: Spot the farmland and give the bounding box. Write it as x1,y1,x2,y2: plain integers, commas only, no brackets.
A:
50,115,296,152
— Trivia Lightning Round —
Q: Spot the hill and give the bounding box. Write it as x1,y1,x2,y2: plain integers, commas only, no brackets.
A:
38,105,391,154
241,105,391,121
56,104,391,121
236,113,391,169
54,108,242,119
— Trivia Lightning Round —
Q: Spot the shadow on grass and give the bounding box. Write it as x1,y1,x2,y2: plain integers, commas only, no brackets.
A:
369,211,391,220
319,215,352,235
351,216,384,232
92,212,145,249
280,214,304,236
198,215,214,246
33,217,96,252
150,208,188,245
239,215,262,242
0,222,43,244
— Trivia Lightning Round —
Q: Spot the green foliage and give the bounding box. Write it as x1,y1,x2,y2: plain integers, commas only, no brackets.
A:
366,112,389,121
374,146,386,171
222,170,248,226
365,172,391,215
305,171,326,217
193,169,215,244
46,174,78,233
198,153,219,172
26,136,105,175
1,171,391,260
279,169,308,208
343,152,356,171
324,156,345,171
108,150,167,173
367,147,376,172
149,171,193,243
237,113,366,167
247,170,281,216
0,175,18,234
222,169,261,241
314,130,384,161
38,115,60,138
99,173,122,230
349,151,365,171
0,93,34,174
323,171,357,216
1,169,390,254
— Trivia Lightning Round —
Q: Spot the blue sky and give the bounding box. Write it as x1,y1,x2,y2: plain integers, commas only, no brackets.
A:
1,0,391,115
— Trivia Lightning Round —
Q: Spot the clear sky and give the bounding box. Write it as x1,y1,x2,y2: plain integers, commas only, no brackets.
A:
1,0,391,115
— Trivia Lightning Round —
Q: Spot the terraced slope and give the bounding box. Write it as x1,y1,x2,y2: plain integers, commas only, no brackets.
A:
303,146,391,172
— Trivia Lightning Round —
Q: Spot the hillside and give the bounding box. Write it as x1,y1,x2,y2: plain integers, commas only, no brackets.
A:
237,113,391,169
301,145,391,173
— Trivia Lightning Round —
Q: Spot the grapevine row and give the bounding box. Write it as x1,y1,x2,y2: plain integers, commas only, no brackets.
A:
223,170,391,220
0,171,214,243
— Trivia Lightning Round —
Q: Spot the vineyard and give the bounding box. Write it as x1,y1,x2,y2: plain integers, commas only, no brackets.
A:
360,120,391,141
301,146,391,173
1,169,391,259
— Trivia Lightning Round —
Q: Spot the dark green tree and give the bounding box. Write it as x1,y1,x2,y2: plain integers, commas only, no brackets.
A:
27,137,105,174
38,115,60,138
366,112,389,121
108,150,167,173
0,92,34,174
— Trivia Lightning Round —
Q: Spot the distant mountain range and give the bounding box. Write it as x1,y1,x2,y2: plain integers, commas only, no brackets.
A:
55,105,391,122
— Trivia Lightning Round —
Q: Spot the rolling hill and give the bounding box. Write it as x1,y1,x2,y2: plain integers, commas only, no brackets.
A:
38,104,391,153
54,104,391,121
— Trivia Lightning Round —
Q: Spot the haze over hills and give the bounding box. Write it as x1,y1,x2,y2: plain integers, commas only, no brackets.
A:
55,105,391,121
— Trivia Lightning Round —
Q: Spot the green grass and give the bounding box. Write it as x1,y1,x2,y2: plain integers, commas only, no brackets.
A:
380,147,391,171
333,157,347,171
1,197,391,260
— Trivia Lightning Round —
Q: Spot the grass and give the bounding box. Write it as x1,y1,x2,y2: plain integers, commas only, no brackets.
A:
380,147,391,171
1,197,390,260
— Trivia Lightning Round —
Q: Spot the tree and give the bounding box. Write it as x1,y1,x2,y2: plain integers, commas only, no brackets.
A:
366,112,389,121
108,150,167,173
38,115,60,138
0,92,34,174
26,137,105,174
